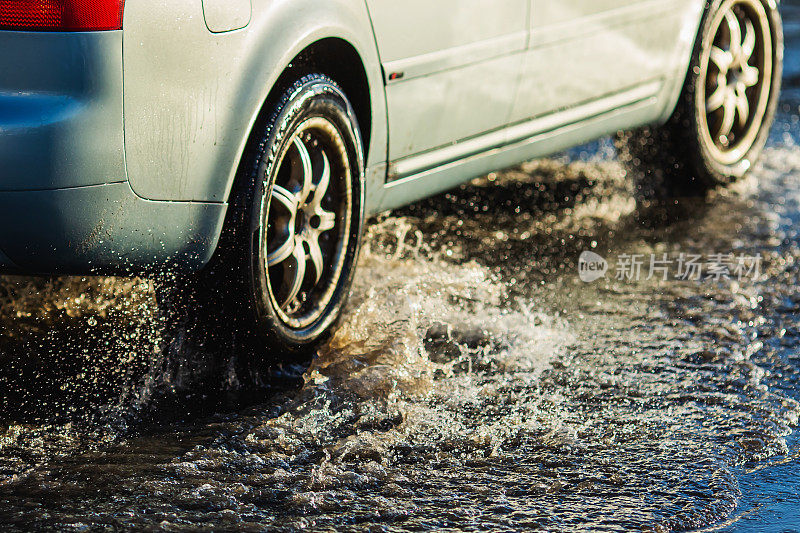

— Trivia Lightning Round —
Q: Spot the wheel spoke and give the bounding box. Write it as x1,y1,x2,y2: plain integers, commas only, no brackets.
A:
317,211,336,232
710,46,733,73
266,184,299,266
707,83,727,112
267,232,296,267
309,150,331,211
741,65,760,87
293,137,314,203
719,91,737,141
271,184,299,216
281,238,306,309
307,238,325,284
735,84,750,128
741,18,756,62
725,10,742,60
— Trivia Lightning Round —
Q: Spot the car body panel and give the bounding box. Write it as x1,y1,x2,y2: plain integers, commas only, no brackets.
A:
0,31,125,191
381,54,525,163
122,0,387,204
379,0,705,185
0,0,714,274
653,0,708,122
510,0,702,123
367,0,528,161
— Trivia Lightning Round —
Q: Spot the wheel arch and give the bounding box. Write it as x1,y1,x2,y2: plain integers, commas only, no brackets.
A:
281,38,374,157
121,0,386,206
222,6,387,206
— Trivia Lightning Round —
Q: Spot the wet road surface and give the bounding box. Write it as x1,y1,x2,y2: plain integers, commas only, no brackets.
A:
3,8,800,532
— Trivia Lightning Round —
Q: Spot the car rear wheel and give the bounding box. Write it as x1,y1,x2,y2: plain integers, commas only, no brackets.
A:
617,0,783,199
161,74,365,362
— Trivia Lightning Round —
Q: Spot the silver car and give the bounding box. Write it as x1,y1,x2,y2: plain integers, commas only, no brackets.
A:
0,0,783,353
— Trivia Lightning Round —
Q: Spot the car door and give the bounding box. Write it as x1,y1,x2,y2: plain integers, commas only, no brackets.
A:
365,0,528,169
510,0,702,123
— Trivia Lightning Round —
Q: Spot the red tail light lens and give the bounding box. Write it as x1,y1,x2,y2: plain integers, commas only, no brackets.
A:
0,0,124,31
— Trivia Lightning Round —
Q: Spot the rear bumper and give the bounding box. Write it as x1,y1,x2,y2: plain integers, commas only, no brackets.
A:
0,31,126,191
0,30,228,275
0,182,227,275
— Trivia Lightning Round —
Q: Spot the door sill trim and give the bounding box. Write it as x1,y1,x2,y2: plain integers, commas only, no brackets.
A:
387,80,662,183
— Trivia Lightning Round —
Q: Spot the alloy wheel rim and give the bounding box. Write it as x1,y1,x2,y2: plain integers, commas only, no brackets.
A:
698,0,773,166
262,117,353,329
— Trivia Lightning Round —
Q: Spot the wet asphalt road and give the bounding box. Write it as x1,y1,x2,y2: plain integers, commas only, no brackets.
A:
2,6,800,532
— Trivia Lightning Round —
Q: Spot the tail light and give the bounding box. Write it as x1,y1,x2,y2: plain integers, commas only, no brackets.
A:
0,0,124,31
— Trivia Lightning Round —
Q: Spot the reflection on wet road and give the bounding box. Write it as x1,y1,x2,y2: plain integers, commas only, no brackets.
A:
3,10,800,532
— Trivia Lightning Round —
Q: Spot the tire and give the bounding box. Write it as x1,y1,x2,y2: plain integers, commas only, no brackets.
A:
617,0,783,200
161,74,365,362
